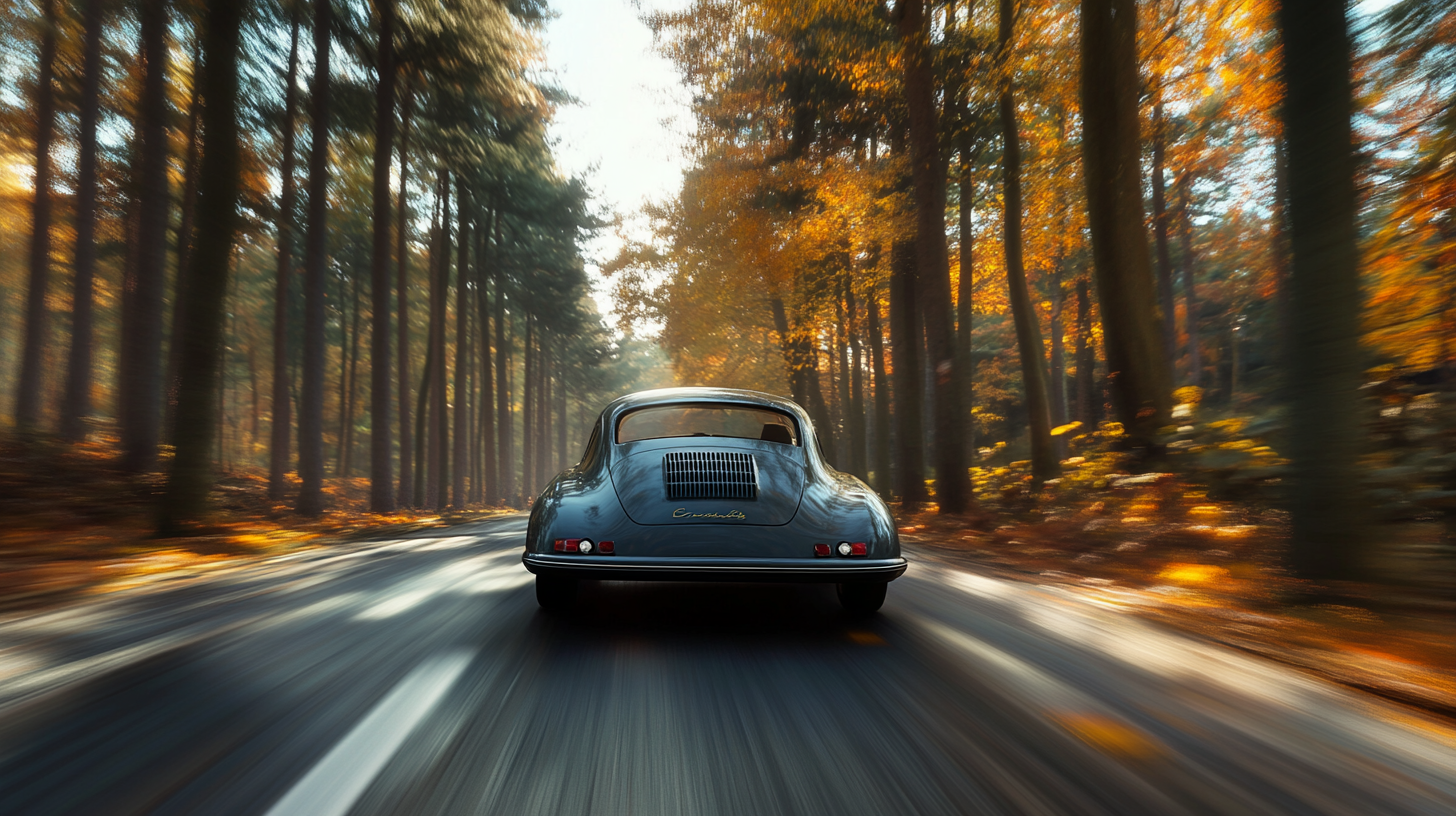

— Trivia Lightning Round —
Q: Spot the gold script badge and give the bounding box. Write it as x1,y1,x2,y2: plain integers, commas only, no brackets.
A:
672,508,747,521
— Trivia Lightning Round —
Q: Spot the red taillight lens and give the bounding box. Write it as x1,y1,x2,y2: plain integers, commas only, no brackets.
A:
555,538,582,553
814,543,831,557
598,540,614,554
850,542,867,556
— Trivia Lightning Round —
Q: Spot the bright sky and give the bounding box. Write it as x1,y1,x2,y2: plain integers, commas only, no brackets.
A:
543,0,693,327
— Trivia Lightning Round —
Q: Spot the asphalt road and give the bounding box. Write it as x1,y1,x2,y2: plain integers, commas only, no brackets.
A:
1,514,1454,815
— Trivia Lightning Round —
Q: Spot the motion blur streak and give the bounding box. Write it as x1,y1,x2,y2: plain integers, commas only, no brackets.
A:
0,514,1454,815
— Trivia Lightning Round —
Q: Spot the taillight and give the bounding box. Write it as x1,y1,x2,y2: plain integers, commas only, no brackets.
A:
850,542,867,556
814,543,831,557
553,538,610,555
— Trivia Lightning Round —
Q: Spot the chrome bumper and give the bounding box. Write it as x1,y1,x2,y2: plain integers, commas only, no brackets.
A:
522,553,907,583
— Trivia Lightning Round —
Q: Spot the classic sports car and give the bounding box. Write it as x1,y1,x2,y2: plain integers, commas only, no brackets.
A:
523,387,906,615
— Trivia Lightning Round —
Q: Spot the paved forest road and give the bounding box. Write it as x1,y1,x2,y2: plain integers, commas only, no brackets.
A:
2,514,1455,815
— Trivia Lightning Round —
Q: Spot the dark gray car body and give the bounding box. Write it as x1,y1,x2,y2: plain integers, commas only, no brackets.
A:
522,387,906,583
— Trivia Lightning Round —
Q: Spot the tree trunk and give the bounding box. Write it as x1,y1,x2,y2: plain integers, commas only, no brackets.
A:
868,282,893,497
156,0,244,533
428,174,451,511
338,271,363,477
452,180,471,508
396,77,415,508
538,338,552,489
890,234,926,508
296,0,333,515
268,6,301,498
477,206,496,505
1049,259,1068,457
369,0,397,511
1151,97,1177,382
847,275,868,480
15,0,59,431
835,278,853,467
957,143,977,461
61,0,106,441
522,316,536,498
414,339,432,508
896,0,970,512
998,0,1057,483
496,230,514,505
1074,276,1095,424
120,0,170,471
1279,0,1366,579
165,34,205,441
1079,0,1171,446
557,358,568,473
1177,172,1200,388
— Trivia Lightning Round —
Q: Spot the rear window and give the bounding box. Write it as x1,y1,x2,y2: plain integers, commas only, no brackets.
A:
616,404,800,446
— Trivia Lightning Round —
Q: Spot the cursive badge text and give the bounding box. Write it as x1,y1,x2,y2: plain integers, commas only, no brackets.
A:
672,508,747,520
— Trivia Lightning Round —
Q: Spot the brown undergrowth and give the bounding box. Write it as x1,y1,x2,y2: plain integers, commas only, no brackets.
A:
0,436,510,613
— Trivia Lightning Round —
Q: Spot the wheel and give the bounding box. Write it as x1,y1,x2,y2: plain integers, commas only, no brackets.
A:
535,575,578,612
836,581,887,616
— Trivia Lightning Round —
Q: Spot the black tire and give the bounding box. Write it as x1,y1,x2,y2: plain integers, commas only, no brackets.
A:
535,575,578,612
836,581,887,616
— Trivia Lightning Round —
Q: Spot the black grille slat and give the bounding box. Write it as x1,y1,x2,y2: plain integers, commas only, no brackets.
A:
663,451,757,500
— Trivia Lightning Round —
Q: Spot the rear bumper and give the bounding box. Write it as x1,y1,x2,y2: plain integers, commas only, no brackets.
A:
522,553,907,584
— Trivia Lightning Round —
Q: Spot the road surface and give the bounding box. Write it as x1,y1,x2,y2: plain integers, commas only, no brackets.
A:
1,514,1453,815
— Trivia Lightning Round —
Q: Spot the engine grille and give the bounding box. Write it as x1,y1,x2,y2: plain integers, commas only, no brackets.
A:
663,451,758,500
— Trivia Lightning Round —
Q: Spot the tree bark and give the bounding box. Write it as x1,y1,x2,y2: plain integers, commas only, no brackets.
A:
868,282,893,497
337,270,363,477
15,0,59,431
296,0,333,516
396,77,415,507
478,206,496,504
61,0,106,441
496,229,514,505
268,6,302,498
1049,258,1068,456
369,0,397,512
428,174,451,510
522,316,535,497
1151,97,1177,382
957,143,977,461
1079,0,1172,445
1176,172,1200,388
1074,276,1095,423
1279,0,1367,579
896,0,970,512
165,34,205,441
156,0,245,533
890,233,927,508
998,0,1057,483
452,180,471,509
847,275,868,480
120,0,170,471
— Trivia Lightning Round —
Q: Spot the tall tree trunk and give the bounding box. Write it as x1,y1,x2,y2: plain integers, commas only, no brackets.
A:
452,180,471,509
414,338,432,508
61,0,106,441
495,232,513,505
957,143,977,461
1049,259,1068,457
478,206,496,504
395,77,415,507
1079,0,1171,446
868,283,892,497
1151,97,1177,382
847,275,868,480
428,175,451,511
156,0,245,533
896,0,970,512
522,316,535,497
338,271,363,477
268,6,301,498
120,0,170,471
557,361,568,473
999,0,1057,483
369,0,397,511
165,33,205,441
1074,276,1095,424
1177,172,1200,388
296,0,333,516
1279,0,1366,579
15,0,59,431
538,338,552,488
890,234,927,508
835,279,852,467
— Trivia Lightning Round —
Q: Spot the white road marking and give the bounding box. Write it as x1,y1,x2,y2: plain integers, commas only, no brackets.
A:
264,649,475,816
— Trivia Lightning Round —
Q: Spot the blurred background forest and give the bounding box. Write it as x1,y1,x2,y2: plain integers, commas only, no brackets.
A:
0,0,1452,591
